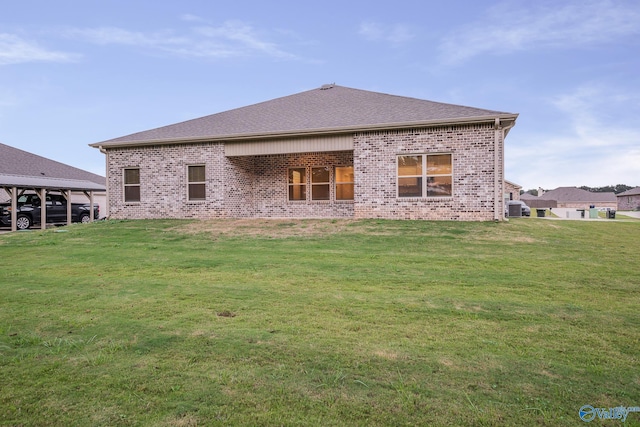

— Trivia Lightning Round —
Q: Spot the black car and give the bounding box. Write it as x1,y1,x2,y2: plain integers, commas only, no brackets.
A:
0,193,98,230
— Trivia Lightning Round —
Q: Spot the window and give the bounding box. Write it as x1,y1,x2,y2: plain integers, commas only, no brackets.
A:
397,154,452,198
288,168,306,201
188,165,206,201
124,168,140,202
335,166,354,200
427,154,452,197
311,167,330,201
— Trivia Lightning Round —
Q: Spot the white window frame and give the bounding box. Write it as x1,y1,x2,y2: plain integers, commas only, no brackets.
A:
123,167,141,203
187,164,206,202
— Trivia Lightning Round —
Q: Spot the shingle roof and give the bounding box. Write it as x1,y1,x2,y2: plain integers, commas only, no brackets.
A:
92,84,517,147
538,187,616,203
617,186,640,197
0,143,105,190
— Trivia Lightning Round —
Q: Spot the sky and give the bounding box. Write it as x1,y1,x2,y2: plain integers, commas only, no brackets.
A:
1,0,639,191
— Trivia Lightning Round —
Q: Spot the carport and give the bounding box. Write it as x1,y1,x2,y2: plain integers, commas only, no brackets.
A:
1,174,105,232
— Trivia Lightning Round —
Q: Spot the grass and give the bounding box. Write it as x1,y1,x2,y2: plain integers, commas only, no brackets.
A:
1,218,639,426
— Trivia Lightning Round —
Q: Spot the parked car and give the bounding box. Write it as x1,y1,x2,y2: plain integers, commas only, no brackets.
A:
0,193,99,230
505,200,531,217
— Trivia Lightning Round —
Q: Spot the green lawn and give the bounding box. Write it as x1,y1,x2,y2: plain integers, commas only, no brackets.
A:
1,218,639,426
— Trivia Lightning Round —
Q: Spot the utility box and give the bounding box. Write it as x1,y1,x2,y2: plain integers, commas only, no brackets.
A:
589,208,598,219
508,204,521,217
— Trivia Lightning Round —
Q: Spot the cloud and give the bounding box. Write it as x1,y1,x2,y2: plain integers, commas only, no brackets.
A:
0,33,77,65
194,21,296,59
507,84,640,188
440,0,640,64
358,21,415,44
65,20,298,60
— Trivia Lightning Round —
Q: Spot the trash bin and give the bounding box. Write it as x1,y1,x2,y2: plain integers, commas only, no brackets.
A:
577,209,585,218
607,209,616,219
536,209,546,218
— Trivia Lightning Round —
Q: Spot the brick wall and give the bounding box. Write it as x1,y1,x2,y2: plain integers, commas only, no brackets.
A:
353,124,500,220
106,143,226,219
617,195,640,211
105,123,503,221
504,182,521,201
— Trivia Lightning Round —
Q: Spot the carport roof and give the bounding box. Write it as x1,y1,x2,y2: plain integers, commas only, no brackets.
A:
0,174,105,191
0,143,105,191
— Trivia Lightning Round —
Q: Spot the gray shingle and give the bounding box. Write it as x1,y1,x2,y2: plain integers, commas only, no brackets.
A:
539,187,616,203
0,143,105,187
93,85,517,147
617,186,640,197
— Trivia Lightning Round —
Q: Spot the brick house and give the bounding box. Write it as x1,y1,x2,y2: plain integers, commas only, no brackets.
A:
91,85,518,221
521,187,617,210
504,180,522,201
616,187,640,211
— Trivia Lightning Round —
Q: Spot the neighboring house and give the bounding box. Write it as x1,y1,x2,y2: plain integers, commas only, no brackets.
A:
0,143,106,229
522,186,617,209
504,180,522,201
616,187,640,211
90,84,518,221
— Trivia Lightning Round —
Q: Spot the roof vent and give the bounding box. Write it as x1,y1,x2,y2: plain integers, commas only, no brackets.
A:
320,83,335,90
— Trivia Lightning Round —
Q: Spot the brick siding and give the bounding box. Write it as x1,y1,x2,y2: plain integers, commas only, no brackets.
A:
105,123,503,221
353,124,501,221
617,195,640,211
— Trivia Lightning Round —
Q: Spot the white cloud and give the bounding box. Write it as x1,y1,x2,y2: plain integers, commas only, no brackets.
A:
194,21,296,59
180,14,206,23
358,21,415,44
0,33,77,65
65,20,297,60
440,0,640,64
507,84,640,188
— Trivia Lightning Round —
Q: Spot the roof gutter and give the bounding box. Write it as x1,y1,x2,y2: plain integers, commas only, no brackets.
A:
89,114,519,149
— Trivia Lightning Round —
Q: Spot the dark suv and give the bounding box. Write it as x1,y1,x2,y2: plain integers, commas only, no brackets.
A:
0,193,99,230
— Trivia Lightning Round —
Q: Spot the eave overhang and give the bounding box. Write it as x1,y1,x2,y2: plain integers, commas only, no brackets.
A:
90,114,519,150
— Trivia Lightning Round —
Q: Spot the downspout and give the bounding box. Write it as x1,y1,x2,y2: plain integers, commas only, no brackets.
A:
494,118,515,221
98,145,110,219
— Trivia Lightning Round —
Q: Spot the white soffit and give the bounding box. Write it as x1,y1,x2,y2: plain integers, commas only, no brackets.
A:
225,135,354,157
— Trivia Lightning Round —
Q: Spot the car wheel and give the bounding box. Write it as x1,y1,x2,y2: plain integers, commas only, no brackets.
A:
80,213,91,223
16,215,32,230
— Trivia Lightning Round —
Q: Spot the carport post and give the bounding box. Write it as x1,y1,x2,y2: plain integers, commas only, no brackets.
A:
64,190,72,225
11,186,17,232
38,188,47,230
89,191,95,221
83,190,95,221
